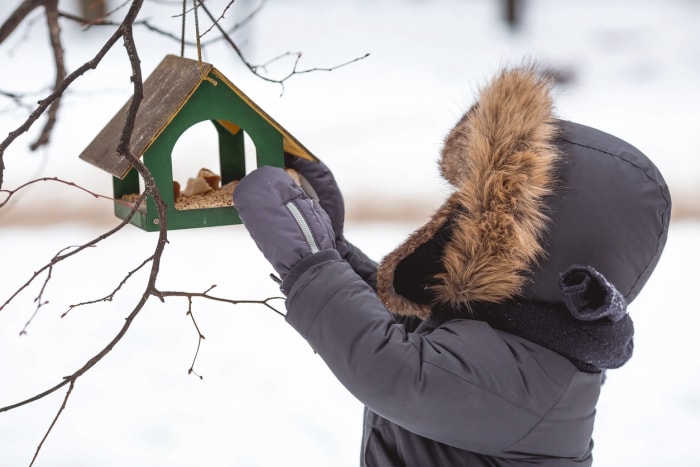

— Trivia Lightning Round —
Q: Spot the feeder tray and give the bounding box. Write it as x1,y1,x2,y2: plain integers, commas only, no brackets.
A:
79,54,317,231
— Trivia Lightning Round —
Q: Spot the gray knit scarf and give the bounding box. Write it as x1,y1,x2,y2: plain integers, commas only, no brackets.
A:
431,265,634,373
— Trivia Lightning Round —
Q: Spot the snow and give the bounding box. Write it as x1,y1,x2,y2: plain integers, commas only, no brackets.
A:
1,0,699,465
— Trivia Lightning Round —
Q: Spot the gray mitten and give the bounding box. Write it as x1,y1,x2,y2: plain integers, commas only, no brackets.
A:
285,155,377,283
234,166,336,293
285,154,350,258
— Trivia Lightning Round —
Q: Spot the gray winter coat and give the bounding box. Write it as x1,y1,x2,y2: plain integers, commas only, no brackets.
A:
285,249,602,466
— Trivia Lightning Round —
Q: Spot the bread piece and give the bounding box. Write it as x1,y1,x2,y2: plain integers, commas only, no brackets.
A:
182,176,213,197
198,167,221,190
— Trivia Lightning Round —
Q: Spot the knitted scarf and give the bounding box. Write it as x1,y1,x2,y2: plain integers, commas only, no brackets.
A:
430,265,634,373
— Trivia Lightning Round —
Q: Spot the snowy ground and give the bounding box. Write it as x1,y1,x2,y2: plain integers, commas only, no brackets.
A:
1,220,699,467
1,0,699,466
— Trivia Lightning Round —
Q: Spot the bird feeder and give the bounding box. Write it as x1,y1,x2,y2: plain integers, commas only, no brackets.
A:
79,54,317,231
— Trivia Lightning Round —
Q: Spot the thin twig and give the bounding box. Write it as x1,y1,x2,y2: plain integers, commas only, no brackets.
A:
29,379,75,467
199,0,234,37
0,89,35,111
171,0,263,35
0,191,146,317
62,254,154,317
58,10,199,46
0,176,115,208
180,0,186,56
185,296,205,379
0,0,45,45
169,285,287,378
18,245,91,336
81,0,132,29
54,1,132,30
194,0,370,94
29,0,66,150
0,3,133,191
158,287,286,317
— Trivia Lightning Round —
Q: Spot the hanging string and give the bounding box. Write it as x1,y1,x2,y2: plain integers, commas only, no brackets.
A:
192,0,204,71
178,0,214,84
180,0,186,57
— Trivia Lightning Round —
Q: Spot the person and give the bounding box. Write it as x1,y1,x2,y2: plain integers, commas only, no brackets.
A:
232,66,671,466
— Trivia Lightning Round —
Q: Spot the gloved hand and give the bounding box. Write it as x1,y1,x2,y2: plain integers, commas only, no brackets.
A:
285,154,350,258
285,154,378,284
233,166,336,293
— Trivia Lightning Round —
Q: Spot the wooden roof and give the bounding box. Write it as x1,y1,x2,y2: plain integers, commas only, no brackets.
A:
79,54,317,179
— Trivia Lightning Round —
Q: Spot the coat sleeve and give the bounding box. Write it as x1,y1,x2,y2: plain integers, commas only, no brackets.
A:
284,253,577,453
344,241,378,288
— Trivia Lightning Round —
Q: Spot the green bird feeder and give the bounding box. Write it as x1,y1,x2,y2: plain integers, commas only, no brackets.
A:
79,54,318,231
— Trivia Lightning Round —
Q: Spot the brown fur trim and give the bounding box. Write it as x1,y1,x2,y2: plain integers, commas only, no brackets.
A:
376,66,561,317
376,195,460,319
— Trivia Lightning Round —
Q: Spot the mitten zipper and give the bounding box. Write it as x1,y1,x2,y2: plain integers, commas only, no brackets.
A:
285,201,320,254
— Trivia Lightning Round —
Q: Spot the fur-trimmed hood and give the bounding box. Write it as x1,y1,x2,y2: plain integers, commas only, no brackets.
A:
376,66,671,319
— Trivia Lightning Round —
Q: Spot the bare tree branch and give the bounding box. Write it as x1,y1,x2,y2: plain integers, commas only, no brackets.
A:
163,286,286,379
0,5,128,191
58,0,260,48
0,89,35,111
0,0,45,190
0,0,369,463
18,244,86,336
0,6,150,463
61,254,153,318
0,0,67,152
0,191,146,316
0,0,45,45
29,379,75,467
29,0,66,151
0,379,71,414
0,176,115,208
199,0,235,37
194,0,369,94
58,10,199,46
158,286,286,317
185,295,206,379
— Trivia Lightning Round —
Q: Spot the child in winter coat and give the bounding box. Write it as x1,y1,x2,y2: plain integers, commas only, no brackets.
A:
233,66,671,466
